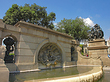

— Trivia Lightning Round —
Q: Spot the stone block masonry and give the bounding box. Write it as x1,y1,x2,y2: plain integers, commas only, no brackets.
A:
0,19,73,71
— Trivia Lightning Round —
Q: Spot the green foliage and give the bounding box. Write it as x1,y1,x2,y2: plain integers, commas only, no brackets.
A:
9,53,14,56
79,44,83,48
79,44,84,55
3,3,56,29
56,17,90,41
81,52,84,55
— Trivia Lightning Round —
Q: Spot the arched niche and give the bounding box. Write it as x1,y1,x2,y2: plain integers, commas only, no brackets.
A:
38,42,62,67
71,46,75,61
2,35,17,63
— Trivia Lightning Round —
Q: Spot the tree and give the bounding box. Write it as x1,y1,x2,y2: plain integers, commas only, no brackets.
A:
56,17,91,41
3,3,56,29
79,44,84,55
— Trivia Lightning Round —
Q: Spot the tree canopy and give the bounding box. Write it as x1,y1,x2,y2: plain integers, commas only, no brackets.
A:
56,17,91,41
3,3,56,29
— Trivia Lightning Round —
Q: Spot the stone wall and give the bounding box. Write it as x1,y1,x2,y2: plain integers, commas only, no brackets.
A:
75,40,103,66
0,19,73,71
77,39,110,66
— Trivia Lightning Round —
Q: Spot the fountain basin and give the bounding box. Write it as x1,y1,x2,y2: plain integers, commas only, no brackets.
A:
9,66,103,82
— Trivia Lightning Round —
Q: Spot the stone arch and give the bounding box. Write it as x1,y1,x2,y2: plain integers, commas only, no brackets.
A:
2,34,18,42
34,39,49,64
34,39,65,67
2,35,17,43
38,42,62,66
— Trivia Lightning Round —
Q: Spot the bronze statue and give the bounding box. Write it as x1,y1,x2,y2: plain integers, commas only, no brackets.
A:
89,24,104,40
3,37,15,63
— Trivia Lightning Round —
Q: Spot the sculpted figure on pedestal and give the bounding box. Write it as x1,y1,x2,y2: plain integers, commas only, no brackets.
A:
89,24,104,40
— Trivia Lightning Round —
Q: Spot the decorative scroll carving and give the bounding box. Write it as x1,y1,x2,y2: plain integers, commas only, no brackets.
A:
38,43,62,66
89,24,104,40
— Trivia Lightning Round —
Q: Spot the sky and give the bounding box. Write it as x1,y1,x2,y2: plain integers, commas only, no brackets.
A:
0,0,110,40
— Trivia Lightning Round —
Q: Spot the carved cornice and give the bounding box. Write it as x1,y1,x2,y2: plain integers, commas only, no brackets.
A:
89,39,105,43
87,46,108,50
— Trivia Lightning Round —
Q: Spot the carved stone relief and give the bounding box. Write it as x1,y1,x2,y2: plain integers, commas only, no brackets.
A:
38,43,62,66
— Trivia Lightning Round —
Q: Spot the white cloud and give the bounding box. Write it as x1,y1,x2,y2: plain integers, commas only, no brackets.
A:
79,17,95,27
53,22,57,26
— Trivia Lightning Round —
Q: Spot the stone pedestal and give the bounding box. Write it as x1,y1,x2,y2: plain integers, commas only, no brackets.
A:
87,39,109,66
0,59,9,82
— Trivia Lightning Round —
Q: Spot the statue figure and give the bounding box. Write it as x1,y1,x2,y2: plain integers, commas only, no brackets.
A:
3,37,15,63
89,24,104,40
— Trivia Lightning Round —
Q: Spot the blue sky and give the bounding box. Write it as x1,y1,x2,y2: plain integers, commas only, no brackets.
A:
0,0,110,40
